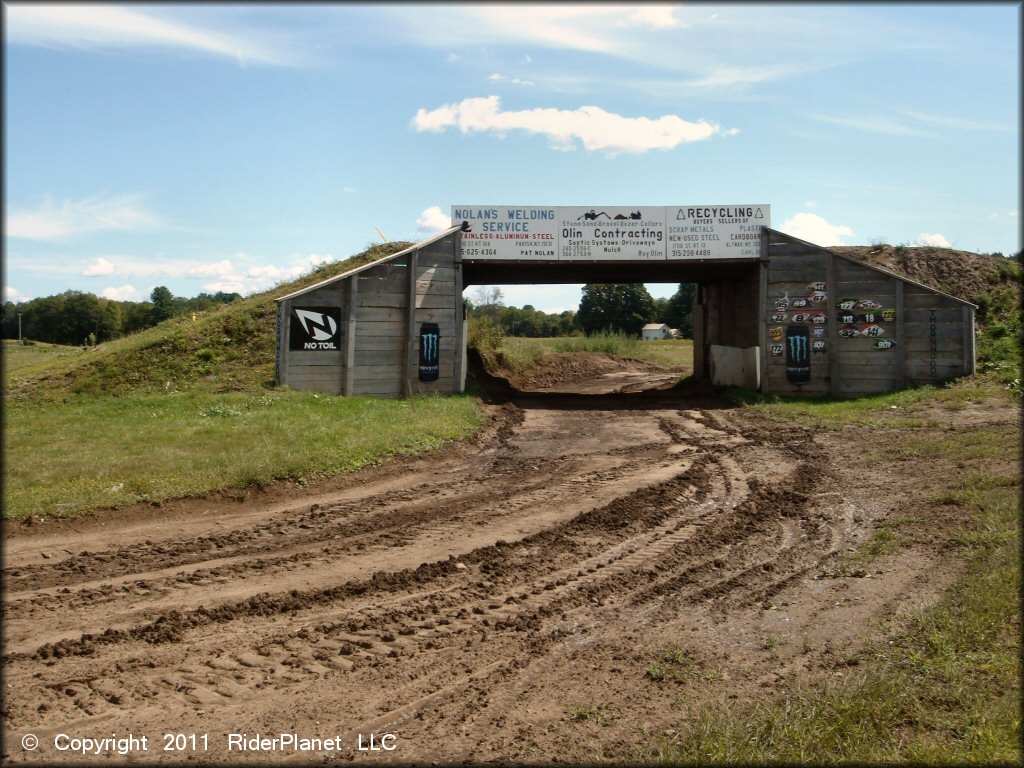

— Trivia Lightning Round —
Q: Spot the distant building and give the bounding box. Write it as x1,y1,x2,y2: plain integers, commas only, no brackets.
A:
642,323,670,340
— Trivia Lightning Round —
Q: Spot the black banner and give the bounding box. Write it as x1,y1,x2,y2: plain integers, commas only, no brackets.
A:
785,323,811,384
289,306,342,351
419,322,440,382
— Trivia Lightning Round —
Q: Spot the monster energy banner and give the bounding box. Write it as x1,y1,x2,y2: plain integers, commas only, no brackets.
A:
785,324,811,384
419,322,440,382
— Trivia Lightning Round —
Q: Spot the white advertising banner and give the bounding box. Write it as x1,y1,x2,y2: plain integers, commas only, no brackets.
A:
450,206,558,261
451,205,769,261
666,205,768,260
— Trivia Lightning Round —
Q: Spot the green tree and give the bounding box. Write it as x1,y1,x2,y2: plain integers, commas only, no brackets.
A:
121,301,154,334
97,299,123,341
577,283,657,336
150,286,176,323
2,301,19,339
662,283,697,338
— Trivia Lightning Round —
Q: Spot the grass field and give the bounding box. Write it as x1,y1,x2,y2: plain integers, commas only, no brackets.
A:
652,380,1021,764
4,389,480,520
3,339,87,379
485,333,694,374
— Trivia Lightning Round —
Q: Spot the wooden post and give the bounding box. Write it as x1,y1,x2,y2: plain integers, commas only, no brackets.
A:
825,252,840,397
692,286,705,381
963,305,976,375
276,302,288,387
343,275,357,395
403,250,418,398
895,279,906,388
757,234,769,392
452,235,466,393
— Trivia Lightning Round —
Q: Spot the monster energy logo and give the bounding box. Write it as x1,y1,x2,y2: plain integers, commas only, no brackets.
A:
421,332,438,361
785,324,811,384
788,334,809,362
419,322,440,382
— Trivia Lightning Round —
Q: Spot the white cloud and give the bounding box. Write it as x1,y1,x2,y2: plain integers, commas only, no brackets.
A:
809,114,936,139
274,253,335,281
5,286,28,302
686,63,811,89
4,4,292,66
82,257,117,277
900,110,1015,134
917,233,951,247
202,279,248,294
463,5,628,55
413,95,733,156
488,73,535,86
417,206,452,236
379,4,907,95
6,194,161,240
293,253,333,271
101,284,144,301
186,259,234,278
623,6,684,29
781,213,853,246
247,265,284,278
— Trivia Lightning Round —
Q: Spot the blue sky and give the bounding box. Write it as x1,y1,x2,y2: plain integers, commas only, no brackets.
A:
4,2,1020,312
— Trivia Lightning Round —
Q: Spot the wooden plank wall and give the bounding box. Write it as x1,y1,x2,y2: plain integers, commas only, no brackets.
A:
762,240,831,396
902,283,966,385
831,256,901,395
762,231,972,397
697,266,758,379
280,231,462,397
350,235,459,397
408,235,459,396
282,282,347,395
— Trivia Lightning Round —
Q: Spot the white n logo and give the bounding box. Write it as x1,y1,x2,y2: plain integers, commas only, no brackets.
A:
295,309,337,341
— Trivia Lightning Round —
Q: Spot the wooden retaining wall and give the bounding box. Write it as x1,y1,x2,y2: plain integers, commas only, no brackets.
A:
276,229,463,397
761,229,975,397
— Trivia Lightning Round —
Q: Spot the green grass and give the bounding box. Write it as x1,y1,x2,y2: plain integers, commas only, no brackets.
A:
568,703,620,726
3,339,87,379
728,375,1014,430
651,383,1021,765
4,242,412,402
656,476,1020,764
1,241,491,520
4,389,480,520
486,334,694,374
645,645,697,682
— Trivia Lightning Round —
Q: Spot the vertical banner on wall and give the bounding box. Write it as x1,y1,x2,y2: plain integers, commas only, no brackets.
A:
785,323,811,383
419,322,440,382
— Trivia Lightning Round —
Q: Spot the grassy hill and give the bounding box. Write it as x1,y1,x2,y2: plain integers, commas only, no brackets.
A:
5,241,413,402
6,240,1019,403
2,241,490,520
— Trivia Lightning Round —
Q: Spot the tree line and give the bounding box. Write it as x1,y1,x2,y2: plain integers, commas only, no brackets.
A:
5,281,695,348
469,283,697,338
2,287,241,346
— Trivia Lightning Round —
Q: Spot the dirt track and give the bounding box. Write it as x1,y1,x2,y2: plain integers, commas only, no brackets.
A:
4,366,1010,764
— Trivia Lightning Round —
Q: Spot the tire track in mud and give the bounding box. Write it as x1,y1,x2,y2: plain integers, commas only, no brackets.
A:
4,396,847,761
4,443,685,651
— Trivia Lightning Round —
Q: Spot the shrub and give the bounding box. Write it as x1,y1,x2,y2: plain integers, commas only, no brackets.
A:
468,316,505,353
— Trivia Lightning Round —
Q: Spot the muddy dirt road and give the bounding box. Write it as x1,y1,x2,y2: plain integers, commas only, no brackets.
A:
4,370,1010,764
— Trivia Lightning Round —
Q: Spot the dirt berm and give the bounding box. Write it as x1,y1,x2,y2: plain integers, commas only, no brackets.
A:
3,360,1016,763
